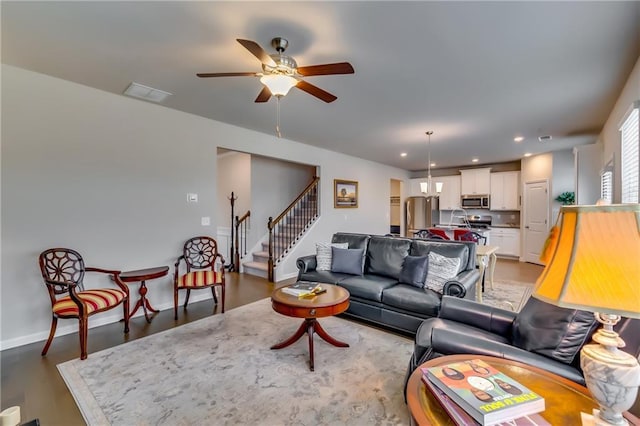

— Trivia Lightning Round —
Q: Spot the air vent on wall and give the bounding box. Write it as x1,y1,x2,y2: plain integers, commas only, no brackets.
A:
124,82,172,103
538,135,553,142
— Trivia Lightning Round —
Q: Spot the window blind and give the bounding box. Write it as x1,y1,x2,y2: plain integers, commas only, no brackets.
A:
601,170,613,203
620,106,639,203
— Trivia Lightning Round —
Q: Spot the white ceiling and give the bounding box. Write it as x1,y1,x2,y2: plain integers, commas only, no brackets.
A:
3,1,639,171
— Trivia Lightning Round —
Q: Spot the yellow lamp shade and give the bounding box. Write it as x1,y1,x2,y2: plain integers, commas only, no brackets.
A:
533,204,640,318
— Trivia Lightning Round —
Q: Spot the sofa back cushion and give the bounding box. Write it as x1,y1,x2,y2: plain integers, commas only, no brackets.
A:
331,247,365,275
410,240,473,272
332,233,371,251
365,236,412,279
512,297,598,365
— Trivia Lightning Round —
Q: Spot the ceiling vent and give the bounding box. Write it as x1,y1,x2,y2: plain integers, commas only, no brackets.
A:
538,135,553,142
124,82,172,103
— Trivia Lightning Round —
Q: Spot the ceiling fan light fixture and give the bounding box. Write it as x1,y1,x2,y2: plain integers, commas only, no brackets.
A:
260,74,298,97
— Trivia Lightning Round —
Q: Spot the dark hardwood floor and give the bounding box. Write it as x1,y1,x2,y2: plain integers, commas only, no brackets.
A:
3,261,545,425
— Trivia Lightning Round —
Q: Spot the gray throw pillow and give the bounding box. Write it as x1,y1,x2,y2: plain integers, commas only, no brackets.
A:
316,242,348,271
331,247,365,275
399,255,429,288
424,251,461,293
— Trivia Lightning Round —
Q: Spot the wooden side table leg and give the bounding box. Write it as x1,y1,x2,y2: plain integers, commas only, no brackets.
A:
271,320,308,350
307,320,315,371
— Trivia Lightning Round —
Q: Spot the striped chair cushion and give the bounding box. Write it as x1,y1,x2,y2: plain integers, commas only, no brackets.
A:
52,289,125,316
178,271,221,288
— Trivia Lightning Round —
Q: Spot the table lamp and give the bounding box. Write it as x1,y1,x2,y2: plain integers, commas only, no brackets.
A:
533,203,640,426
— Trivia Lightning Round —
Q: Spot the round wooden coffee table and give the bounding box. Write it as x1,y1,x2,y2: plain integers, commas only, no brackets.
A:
271,283,350,371
406,354,640,425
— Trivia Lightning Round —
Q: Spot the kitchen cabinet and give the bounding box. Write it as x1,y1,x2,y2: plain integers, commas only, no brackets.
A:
460,168,491,195
490,228,520,257
436,175,461,210
490,171,520,210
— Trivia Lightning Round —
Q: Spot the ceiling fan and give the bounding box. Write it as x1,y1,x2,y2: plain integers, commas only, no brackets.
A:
197,37,354,103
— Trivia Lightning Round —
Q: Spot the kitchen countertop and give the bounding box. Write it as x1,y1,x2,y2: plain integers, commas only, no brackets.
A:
490,224,521,228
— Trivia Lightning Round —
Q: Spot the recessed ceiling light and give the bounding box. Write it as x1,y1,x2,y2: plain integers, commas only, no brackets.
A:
471,158,479,163
400,152,407,157
430,162,436,167
124,82,172,103
524,153,532,157
514,136,524,142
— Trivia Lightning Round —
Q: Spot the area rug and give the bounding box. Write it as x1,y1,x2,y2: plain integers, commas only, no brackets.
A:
58,298,413,426
480,280,534,312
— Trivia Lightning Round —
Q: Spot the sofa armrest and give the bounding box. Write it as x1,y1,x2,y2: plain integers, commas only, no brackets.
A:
296,255,317,276
438,296,517,336
442,269,479,298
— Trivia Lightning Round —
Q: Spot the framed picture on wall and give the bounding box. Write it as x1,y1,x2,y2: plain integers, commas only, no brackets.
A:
334,179,358,208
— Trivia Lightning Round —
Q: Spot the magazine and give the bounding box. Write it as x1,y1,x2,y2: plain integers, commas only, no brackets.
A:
281,281,322,297
422,359,545,426
422,375,550,426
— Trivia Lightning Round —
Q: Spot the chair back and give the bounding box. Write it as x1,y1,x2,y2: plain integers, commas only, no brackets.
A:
39,248,86,299
183,236,219,272
456,230,487,245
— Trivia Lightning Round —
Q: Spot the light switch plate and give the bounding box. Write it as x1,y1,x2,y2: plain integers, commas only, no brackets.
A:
187,193,198,203
201,217,210,226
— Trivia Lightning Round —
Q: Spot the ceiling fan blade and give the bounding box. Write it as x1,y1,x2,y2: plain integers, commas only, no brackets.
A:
254,86,271,103
295,80,337,103
296,62,355,76
236,39,277,68
197,72,258,78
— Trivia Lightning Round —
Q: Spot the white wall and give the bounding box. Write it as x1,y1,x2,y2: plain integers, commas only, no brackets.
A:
216,150,251,232
573,143,603,204
600,56,640,203
0,65,409,349
250,155,315,248
551,149,575,211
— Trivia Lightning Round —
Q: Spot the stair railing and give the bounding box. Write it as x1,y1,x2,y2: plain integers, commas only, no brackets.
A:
234,210,250,271
267,176,320,282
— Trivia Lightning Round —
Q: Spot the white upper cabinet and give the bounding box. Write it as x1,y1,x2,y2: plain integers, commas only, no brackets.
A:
490,171,520,210
460,168,491,195
436,175,461,210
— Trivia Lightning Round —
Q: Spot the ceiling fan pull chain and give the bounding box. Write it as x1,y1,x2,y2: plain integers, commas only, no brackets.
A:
276,95,282,138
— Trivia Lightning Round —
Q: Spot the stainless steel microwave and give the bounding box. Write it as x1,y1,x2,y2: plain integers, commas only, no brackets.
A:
461,195,490,209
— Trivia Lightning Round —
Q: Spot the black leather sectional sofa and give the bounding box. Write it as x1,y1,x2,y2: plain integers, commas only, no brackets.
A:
404,295,640,388
296,232,480,334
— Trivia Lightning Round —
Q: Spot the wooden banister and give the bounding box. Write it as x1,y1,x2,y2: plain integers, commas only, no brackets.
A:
267,176,320,282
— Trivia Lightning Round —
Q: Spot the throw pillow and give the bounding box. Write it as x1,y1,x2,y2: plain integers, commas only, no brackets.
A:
399,255,429,288
316,242,348,271
331,247,365,275
424,251,461,293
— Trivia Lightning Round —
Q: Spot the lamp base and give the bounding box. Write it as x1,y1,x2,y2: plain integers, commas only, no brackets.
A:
581,409,626,426
580,342,640,426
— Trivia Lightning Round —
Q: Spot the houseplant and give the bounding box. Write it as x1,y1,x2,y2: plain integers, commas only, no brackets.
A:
555,191,575,205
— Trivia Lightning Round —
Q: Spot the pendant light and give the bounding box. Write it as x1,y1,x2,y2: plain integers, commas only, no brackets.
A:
420,131,443,196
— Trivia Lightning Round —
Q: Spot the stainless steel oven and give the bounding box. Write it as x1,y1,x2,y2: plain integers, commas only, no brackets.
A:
461,195,490,209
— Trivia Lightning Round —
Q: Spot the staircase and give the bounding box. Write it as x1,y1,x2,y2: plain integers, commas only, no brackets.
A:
243,177,319,280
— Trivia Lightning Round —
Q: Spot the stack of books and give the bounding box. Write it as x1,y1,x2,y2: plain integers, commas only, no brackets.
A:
281,282,325,298
421,359,547,426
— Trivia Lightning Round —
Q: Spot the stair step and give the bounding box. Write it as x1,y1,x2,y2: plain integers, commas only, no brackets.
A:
253,250,269,263
244,261,268,271
242,261,268,279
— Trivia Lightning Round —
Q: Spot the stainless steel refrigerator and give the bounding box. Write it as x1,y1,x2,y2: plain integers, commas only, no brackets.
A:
406,196,440,237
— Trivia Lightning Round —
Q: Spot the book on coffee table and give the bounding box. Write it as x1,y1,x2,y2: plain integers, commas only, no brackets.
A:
422,359,545,426
422,376,550,426
281,281,321,297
